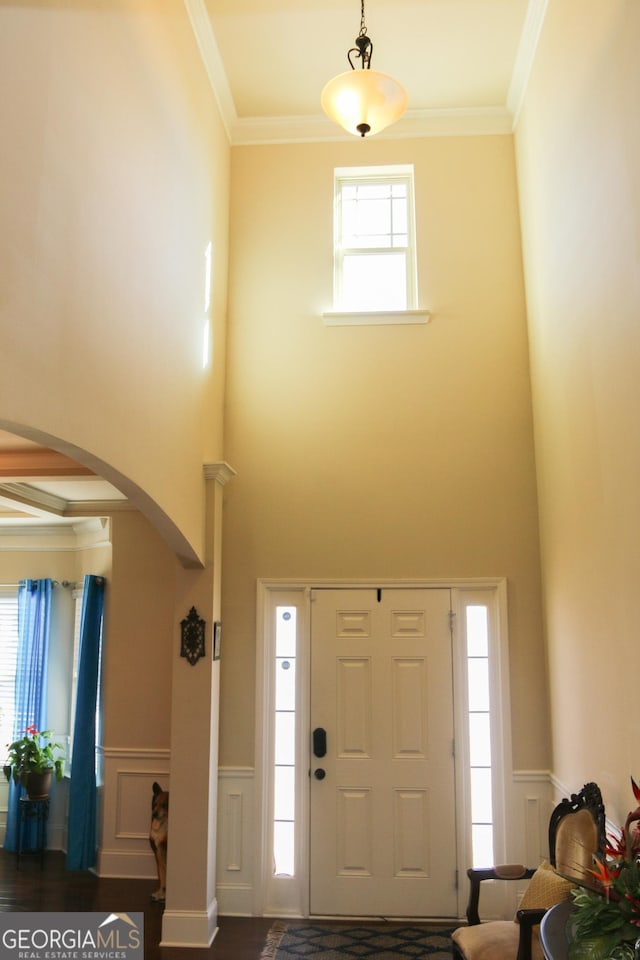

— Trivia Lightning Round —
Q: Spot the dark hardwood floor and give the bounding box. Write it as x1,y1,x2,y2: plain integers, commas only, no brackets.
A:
0,850,274,959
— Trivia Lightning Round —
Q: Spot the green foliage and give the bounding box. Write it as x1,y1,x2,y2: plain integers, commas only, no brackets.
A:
570,778,640,955
3,726,65,785
571,887,632,941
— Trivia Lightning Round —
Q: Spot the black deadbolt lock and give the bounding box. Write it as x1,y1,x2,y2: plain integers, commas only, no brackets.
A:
312,727,327,758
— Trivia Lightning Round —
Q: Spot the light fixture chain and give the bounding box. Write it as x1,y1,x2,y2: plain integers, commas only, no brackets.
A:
358,0,367,38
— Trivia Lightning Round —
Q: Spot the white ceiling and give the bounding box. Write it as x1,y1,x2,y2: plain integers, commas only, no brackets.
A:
193,0,544,143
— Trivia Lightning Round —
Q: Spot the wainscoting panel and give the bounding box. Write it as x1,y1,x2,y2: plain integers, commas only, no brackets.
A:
95,759,552,918
215,767,255,916
213,768,550,918
97,747,170,879
506,772,553,916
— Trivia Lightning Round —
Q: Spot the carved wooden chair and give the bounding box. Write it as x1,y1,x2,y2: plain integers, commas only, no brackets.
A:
451,782,605,960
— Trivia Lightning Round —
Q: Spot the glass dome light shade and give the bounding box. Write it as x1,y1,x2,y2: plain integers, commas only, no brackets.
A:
321,68,408,137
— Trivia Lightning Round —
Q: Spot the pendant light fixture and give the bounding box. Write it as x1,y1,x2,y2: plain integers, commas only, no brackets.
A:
321,0,408,138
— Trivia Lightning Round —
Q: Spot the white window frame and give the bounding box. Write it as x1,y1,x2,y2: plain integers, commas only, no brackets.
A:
323,165,429,327
334,165,417,311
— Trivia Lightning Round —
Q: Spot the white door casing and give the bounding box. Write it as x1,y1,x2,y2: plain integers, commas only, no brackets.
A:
309,587,458,917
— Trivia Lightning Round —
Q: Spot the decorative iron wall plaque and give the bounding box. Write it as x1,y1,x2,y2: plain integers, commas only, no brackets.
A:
180,607,206,665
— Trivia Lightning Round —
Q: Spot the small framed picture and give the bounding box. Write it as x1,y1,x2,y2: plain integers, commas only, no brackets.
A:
213,621,222,661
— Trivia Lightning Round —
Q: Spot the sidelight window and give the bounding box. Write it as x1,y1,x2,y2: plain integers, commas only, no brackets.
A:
465,603,494,867
273,605,297,876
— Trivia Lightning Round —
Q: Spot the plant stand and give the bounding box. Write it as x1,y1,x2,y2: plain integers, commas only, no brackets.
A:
17,796,49,869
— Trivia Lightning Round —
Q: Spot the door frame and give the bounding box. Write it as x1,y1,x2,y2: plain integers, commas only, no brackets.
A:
254,578,512,919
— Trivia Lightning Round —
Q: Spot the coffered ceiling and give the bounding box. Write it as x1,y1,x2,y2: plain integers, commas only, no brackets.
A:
0,431,126,529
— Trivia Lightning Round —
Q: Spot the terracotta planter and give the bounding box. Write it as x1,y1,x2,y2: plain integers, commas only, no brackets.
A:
22,769,53,799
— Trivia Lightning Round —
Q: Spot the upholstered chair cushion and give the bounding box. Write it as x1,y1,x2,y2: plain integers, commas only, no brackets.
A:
451,921,544,960
518,859,575,913
451,861,573,960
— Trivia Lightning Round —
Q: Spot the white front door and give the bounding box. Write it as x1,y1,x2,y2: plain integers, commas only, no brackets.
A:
309,587,458,917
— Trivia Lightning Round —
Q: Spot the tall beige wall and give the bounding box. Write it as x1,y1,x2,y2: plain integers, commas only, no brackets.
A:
221,135,547,771
103,512,176,749
0,0,230,564
515,0,640,822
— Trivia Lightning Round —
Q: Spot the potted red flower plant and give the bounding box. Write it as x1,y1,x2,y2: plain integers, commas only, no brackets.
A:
3,725,65,798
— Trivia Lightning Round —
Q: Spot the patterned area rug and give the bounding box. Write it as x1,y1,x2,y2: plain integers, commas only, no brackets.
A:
260,921,456,959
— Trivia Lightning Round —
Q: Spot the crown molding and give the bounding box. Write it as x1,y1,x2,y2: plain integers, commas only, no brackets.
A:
507,0,550,126
184,0,235,142
0,530,111,551
63,500,134,516
185,0,548,145
229,106,514,146
0,525,81,539
0,482,132,522
0,482,65,516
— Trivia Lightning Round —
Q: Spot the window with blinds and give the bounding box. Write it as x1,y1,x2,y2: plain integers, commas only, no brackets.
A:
0,591,19,751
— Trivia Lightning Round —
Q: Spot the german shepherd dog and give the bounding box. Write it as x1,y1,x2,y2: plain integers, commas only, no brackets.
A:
149,782,169,902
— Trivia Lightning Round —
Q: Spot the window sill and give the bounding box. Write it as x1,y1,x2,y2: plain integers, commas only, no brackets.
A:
322,309,431,327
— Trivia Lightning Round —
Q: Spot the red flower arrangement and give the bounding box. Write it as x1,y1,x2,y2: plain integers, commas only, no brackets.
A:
3,725,65,785
570,778,640,959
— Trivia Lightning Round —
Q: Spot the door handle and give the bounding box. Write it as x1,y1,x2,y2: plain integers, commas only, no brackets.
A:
314,768,326,780
312,727,327,758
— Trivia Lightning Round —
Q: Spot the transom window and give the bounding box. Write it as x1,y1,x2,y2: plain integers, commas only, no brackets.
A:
333,165,417,313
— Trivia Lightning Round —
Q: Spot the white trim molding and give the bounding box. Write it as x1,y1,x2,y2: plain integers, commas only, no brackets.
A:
508,0,550,126
323,309,431,327
229,106,514,146
160,905,219,950
184,0,550,145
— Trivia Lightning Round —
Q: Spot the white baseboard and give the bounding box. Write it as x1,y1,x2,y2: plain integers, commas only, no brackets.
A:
97,847,157,879
160,899,218,948
215,882,255,916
